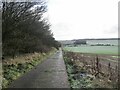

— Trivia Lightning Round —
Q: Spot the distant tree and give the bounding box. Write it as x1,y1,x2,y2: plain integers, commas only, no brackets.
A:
74,40,87,45
54,41,61,50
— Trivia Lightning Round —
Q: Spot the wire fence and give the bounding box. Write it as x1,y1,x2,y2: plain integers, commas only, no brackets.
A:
64,51,118,87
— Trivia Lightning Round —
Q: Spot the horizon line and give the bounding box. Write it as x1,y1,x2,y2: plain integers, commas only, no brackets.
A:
56,37,120,41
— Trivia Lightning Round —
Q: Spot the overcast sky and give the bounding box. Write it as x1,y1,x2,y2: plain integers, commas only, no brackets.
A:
46,0,119,40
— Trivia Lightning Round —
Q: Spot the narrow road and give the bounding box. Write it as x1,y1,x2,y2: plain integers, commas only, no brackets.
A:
8,49,70,88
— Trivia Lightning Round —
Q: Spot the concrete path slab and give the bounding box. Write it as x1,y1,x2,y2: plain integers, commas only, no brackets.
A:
8,49,70,88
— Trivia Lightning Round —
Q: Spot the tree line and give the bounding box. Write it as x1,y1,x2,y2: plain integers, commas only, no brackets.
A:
2,1,61,59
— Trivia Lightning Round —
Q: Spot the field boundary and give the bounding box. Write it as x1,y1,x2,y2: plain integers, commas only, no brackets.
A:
63,51,118,88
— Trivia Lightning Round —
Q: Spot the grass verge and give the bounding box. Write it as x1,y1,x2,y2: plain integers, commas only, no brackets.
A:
2,48,57,88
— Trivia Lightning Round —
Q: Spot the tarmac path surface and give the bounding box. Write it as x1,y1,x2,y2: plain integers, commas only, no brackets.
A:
8,49,70,88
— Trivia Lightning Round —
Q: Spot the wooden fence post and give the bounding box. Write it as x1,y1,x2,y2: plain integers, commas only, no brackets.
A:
95,55,100,78
108,62,112,81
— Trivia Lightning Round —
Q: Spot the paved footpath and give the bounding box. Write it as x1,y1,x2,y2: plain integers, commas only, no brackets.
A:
8,49,70,88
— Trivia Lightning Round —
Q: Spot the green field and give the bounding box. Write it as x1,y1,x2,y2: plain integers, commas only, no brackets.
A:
87,40,118,45
64,46,118,55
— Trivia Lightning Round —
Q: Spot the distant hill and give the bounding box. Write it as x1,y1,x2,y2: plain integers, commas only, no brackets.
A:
59,38,119,45
73,38,120,40
59,40,75,45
